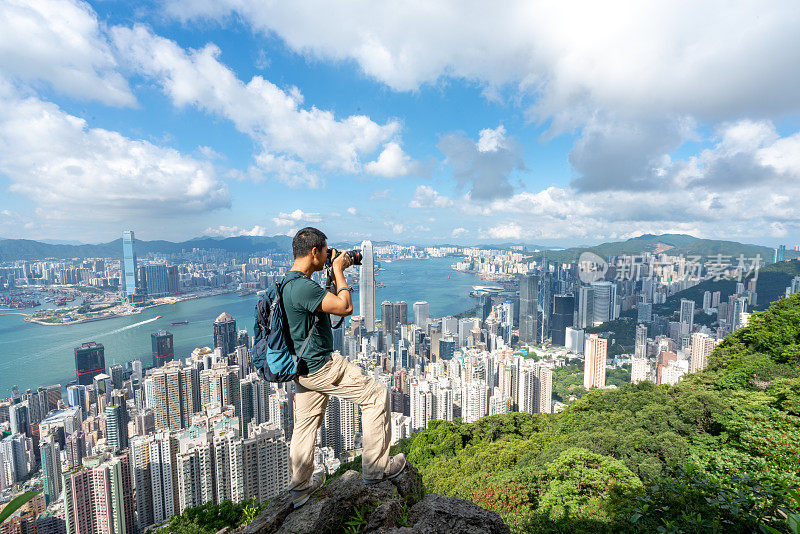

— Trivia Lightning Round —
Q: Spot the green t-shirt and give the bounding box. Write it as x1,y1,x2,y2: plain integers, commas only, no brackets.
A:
282,271,333,375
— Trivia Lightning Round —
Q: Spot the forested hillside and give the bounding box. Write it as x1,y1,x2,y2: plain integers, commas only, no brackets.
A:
397,293,800,533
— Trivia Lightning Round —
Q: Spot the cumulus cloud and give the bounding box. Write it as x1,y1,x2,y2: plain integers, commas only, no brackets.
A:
0,0,134,106
482,222,523,241
0,84,229,222
271,209,322,227
203,225,271,237
438,125,523,201
164,1,800,195
112,25,400,185
347,207,358,215
365,142,415,178
408,185,454,208
451,227,468,238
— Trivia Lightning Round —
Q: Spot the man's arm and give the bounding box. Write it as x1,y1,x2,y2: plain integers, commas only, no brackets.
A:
318,251,353,316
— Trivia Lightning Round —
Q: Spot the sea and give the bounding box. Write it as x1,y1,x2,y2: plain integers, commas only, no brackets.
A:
0,256,481,393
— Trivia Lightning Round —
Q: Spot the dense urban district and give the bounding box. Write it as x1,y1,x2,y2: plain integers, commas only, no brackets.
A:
0,232,799,534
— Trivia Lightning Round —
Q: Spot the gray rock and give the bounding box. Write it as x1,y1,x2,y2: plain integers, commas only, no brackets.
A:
240,491,293,534
404,493,509,534
388,465,425,506
364,499,402,534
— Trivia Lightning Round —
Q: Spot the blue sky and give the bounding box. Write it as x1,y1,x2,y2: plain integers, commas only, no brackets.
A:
1,0,800,247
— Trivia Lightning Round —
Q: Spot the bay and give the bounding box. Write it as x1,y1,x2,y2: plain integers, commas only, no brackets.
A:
0,257,480,393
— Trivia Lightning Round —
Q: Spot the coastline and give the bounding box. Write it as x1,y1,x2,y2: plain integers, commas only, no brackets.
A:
21,288,237,326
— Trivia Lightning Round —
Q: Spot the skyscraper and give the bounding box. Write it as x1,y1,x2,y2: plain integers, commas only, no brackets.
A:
635,324,648,359
144,264,170,297
122,230,137,298
550,295,575,346
577,286,594,329
413,301,429,328
590,281,615,326
381,301,407,340
151,330,174,368
583,334,607,389
637,302,653,323
213,313,237,357
74,342,106,386
680,298,695,333
519,273,538,344
359,240,376,332
40,438,62,505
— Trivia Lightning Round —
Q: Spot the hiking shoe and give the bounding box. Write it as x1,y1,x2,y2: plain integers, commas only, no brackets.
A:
291,469,325,508
363,454,407,485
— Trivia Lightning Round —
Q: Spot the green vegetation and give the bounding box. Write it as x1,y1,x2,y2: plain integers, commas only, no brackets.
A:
0,492,40,525
397,293,800,533
154,499,267,534
552,363,630,403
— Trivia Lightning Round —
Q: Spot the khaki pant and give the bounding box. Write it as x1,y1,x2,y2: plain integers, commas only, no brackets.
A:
289,353,391,490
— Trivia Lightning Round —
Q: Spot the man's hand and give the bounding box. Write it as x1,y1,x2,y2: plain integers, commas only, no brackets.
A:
332,249,353,271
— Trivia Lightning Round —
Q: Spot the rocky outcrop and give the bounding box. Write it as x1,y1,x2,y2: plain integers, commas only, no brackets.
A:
239,465,508,534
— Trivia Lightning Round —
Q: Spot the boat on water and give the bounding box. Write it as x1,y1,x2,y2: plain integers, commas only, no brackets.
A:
171,320,189,325
155,315,163,319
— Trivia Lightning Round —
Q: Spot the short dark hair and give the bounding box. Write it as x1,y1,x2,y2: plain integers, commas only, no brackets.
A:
292,227,327,258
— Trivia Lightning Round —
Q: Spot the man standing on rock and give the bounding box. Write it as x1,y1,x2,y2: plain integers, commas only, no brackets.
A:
282,227,406,508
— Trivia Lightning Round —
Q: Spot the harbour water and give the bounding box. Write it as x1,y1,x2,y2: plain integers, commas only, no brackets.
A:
0,257,481,393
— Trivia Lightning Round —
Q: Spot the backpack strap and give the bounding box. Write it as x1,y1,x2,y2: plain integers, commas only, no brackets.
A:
277,272,320,365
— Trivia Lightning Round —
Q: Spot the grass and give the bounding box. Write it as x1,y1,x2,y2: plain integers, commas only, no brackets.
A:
0,492,40,524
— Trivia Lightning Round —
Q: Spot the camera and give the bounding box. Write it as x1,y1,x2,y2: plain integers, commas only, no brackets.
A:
326,248,362,267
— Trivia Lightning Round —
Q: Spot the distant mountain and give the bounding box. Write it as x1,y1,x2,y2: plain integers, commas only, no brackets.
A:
0,235,295,261
529,234,795,263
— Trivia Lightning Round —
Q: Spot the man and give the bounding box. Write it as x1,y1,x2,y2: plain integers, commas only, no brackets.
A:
282,227,406,508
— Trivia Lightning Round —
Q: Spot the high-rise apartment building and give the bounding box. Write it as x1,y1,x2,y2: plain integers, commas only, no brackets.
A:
151,330,174,368
40,438,62,505
689,332,717,373
74,342,106,386
213,313,238,357
519,273,538,344
359,240,376,332
583,334,607,389
122,230,137,298
63,453,134,534
680,298,695,332
637,302,653,323
565,327,585,354
631,357,649,383
148,361,197,431
413,301,429,328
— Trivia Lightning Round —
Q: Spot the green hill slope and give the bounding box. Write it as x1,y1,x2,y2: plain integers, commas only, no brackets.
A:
398,293,800,533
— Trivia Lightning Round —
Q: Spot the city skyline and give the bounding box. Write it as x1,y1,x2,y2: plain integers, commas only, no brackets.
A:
2,2,800,244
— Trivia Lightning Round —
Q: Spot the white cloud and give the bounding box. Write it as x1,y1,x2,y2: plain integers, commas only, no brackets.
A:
0,0,134,106
370,189,392,200
365,142,415,178
451,227,467,238
112,25,400,184
272,209,322,227
203,225,271,237
439,126,523,201
385,222,404,234
408,185,454,209
164,1,800,121
347,207,358,215
165,1,800,196
0,83,229,222
483,222,523,241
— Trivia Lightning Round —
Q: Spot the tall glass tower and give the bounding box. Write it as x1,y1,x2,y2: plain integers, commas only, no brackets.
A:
359,240,375,332
519,273,538,344
122,230,137,297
